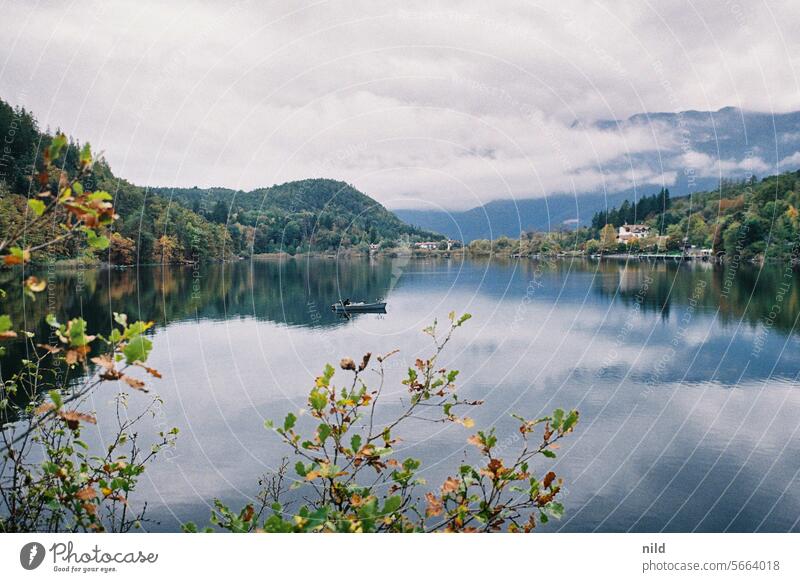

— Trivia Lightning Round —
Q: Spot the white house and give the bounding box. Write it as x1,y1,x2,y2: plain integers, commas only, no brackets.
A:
414,241,439,250
617,224,650,243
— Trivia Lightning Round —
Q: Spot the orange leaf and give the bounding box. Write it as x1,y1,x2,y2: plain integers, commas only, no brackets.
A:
425,492,443,517
242,505,254,522
24,276,46,292
91,355,115,369
441,476,460,494
75,486,98,501
37,343,62,354
467,434,484,449
58,410,97,430
33,402,56,415
122,375,148,392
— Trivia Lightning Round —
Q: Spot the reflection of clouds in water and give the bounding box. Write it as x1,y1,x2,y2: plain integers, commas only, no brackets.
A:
26,259,800,531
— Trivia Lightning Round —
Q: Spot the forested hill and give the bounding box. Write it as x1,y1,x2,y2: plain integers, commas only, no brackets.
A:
150,179,438,254
0,97,438,264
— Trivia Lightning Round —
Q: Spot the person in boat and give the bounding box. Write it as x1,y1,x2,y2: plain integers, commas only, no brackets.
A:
343,298,351,306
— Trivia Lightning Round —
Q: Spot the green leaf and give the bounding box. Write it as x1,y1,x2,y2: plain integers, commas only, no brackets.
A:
67,318,90,347
45,314,60,328
283,412,297,432
548,502,564,519
48,390,63,409
381,496,402,515
552,408,564,429
85,229,109,250
79,143,92,165
28,199,46,216
124,320,152,339
0,315,11,333
317,423,331,443
294,461,307,477
49,133,68,160
309,389,327,412
350,434,362,453
562,410,579,432
123,335,152,364
87,190,112,202
540,511,549,524
541,449,557,459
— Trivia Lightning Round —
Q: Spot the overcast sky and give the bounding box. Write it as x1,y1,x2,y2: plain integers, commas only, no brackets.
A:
1,0,798,210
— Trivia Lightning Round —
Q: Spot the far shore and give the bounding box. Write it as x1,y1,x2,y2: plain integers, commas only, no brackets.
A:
12,247,778,271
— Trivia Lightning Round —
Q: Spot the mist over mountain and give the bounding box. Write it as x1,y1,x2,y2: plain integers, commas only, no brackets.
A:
396,107,800,241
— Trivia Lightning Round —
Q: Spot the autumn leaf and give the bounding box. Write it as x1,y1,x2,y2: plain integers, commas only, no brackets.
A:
467,434,484,450
3,248,29,265
75,486,98,501
65,345,90,365
58,410,97,430
441,476,460,494
91,355,115,368
24,276,47,292
241,505,254,522
340,357,356,371
136,364,162,378
122,375,148,392
543,471,556,489
33,402,56,415
425,492,443,517
37,343,62,354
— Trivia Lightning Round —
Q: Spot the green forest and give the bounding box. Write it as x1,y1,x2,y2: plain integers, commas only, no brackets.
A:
0,97,438,265
465,172,800,261
586,173,800,260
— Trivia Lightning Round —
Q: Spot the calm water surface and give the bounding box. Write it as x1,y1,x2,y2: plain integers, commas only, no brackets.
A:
4,256,800,532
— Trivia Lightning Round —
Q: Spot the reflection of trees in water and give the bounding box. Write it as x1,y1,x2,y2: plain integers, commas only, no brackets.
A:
2,259,399,337
591,259,800,332
0,259,398,412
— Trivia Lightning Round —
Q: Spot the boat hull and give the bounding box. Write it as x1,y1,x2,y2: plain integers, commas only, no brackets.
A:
331,302,387,313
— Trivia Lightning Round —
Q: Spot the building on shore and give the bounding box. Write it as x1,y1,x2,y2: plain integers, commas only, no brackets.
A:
617,224,651,243
414,241,439,250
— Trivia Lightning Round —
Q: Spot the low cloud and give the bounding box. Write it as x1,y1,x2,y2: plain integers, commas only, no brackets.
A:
1,0,798,209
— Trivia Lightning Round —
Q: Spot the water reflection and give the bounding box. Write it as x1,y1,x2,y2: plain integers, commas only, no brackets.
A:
1,257,799,532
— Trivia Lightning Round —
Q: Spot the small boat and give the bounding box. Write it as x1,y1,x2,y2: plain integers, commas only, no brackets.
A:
331,301,387,313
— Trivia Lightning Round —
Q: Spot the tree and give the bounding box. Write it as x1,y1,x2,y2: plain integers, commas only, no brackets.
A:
210,199,229,223
152,234,182,264
600,224,618,251
108,232,136,265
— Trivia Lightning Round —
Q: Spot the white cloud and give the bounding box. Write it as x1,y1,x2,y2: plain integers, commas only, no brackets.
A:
1,0,798,209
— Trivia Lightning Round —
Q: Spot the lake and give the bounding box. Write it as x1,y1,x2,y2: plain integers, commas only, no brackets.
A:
3,256,800,532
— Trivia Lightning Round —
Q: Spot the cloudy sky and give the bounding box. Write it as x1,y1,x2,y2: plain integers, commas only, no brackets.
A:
1,0,798,209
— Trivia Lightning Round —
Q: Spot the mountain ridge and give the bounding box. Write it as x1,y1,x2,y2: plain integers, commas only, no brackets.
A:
397,107,800,241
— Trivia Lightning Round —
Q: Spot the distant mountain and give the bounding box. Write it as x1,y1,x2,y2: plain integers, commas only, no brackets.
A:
397,107,800,241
